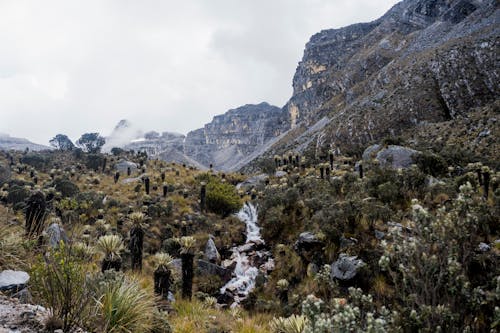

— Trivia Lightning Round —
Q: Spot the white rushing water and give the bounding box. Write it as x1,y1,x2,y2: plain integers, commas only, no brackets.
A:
220,202,272,306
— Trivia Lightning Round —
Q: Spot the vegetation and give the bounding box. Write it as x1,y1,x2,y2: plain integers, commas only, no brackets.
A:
0,139,497,332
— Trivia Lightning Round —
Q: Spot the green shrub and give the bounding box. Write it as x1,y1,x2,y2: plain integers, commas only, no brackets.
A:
31,243,94,332
206,179,242,217
415,152,448,177
53,177,80,198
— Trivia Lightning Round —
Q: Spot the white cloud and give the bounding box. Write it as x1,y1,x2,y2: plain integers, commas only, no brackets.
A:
0,0,399,145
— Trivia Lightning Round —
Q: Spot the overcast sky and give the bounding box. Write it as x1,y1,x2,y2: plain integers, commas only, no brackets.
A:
0,0,399,145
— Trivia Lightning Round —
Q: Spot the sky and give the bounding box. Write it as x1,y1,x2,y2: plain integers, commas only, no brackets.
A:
0,0,399,146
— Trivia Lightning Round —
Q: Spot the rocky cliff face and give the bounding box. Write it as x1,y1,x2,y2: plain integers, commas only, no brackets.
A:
273,0,499,159
184,102,288,170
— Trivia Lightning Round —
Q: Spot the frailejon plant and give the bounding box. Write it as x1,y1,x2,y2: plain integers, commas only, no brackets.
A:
178,236,196,299
25,191,47,239
153,252,174,300
96,235,124,272
129,212,145,271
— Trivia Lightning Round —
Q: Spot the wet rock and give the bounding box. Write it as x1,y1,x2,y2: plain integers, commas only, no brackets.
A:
197,260,232,283
331,254,365,281
0,270,30,292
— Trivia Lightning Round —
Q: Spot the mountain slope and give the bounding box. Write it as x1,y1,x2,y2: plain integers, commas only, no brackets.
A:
248,0,498,167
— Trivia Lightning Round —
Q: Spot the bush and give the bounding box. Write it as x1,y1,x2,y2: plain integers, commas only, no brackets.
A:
415,152,448,177
21,153,51,170
53,177,80,198
206,179,242,217
6,185,30,205
31,244,94,332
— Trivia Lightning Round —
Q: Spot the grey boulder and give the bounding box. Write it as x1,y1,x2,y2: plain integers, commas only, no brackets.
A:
0,270,30,292
331,254,365,281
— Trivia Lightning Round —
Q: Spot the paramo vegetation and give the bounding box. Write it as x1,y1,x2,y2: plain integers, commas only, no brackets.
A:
0,133,498,332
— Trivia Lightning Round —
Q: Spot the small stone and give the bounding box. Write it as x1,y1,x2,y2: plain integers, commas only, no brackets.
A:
478,242,490,252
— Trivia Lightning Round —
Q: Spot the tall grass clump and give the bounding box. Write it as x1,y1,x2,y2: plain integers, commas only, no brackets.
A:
94,274,156,333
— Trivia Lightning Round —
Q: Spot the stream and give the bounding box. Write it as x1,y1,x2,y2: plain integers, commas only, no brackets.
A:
220,202,274,307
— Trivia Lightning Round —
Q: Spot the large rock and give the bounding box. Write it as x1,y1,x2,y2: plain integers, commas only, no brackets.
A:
331,254,365,281
45,223,68,248
204,238,221,265
294,232,324,264
197,260,232,283
115,160,138,173
0,270,30,292
375,145,418,169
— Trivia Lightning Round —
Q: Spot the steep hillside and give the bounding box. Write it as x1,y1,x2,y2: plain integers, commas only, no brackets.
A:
248,0,498,169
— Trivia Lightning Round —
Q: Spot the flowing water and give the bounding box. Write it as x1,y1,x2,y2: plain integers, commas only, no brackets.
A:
220,202,273,306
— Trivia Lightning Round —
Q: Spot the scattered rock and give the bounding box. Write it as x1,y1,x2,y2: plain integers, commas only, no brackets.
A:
478,242,491,252
375,230,385,240
0,271,30,292
45,223,68,248
331,254,365,281
204,237,221,265
274,171,287,178
236,174,269,191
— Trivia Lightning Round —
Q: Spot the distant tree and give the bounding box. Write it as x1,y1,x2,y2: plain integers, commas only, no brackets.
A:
49,134,75,151
76,133,105,153
110,147,124,156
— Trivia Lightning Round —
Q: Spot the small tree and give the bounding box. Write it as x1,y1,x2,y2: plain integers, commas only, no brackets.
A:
76,133,105,153
49,134,75,151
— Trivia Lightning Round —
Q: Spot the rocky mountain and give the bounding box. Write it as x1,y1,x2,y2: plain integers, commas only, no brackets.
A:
247,0,499,168
0,134,51,152
106,102,289,171
105,0,498,171
184,102,288,170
